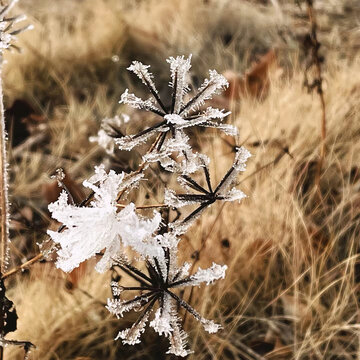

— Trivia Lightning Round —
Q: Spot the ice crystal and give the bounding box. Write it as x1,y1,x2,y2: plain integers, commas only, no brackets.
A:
165,146,251,228
115,55,234,173
108,236,225,357
48,55,253,359
47,165,161,273
90,114,130,155
0,1,33,54
142,130,208,174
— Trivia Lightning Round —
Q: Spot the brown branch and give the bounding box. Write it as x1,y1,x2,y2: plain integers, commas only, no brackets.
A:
1,253,43,280
304,0,326,188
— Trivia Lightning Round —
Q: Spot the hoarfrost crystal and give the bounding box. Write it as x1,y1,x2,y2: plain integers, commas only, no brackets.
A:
108,238,226,357
47,165,161,273
113,55,235,174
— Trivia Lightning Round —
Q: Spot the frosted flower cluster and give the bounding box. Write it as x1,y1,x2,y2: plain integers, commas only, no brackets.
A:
48,55,251,357
48,165,161,273
92,55,237,174
107,234,226,356
0,1,33,54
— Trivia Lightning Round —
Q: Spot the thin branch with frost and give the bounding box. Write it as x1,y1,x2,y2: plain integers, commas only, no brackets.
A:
165,146,251,230
0,4,33,358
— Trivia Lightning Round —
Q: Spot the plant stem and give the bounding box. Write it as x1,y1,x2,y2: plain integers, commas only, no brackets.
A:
1,253,44,280
306,0,326,188
0,57,8,360
0,63,9,276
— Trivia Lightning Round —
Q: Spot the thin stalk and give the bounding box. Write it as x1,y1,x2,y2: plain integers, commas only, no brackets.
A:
0,57,8,360
305,0,326,189
1,253,43,280
0,63,9,276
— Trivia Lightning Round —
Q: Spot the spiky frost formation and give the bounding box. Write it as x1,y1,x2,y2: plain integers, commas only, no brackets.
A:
107,235,226,357
89,114,129,155
166,55,192,114
142,130,209,174
107,55,237,174
0,1,33,54
47,165,161,273
165,146,251,232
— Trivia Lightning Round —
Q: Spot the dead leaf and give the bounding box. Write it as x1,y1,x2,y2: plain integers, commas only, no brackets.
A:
222,49,280,102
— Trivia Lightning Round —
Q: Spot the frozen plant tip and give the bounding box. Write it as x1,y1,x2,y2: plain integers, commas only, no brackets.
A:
103,55,237,174
0,0,33,54
107,235,226,357
165,146,251,229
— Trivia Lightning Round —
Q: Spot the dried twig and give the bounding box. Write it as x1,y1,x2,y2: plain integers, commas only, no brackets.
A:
302,0,326,189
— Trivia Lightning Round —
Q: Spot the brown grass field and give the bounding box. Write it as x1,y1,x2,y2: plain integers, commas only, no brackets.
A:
2,0,360,359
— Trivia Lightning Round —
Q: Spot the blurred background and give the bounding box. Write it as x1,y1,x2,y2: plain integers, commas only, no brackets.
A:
2,0,360,359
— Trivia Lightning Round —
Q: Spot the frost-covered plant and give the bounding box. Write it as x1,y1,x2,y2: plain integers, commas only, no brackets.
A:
48,165,161,273
107,234,226,357
97,55,238,174
47,55,250,357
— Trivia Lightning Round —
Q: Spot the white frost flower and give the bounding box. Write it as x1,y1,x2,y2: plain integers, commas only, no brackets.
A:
90,114,130,155
114,55,235,174
107,236,225,357
0,1,32,54
47,165,161,273
165,146,251,233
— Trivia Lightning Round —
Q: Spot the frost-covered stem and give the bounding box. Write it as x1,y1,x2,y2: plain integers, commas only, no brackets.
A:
1,253,44,280
0,61,9,276
0,55,6,360
116,204,168,210
116,133,162,202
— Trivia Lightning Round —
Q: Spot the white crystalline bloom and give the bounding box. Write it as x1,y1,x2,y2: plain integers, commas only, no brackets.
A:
117,207,163,260
47,165,161,273
201,319,222,334
90,114,131,154
164,114,187,126
127,61,158,95
115,313,150,345
187,263,227,286
234,146,252,171
120,89,160,113
166,55,192,113
150,293,173,336
143,131,208,175
115,55,238,165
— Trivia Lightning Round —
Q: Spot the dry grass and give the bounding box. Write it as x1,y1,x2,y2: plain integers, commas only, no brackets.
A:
2,0,360,359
